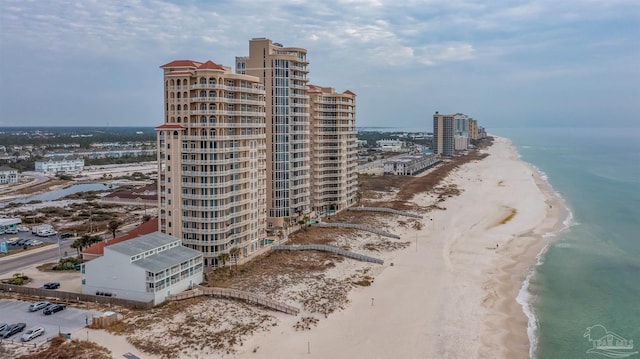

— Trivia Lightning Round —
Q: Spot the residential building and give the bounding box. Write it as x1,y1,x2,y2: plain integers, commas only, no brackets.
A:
236,38,311,229
376,139,404,152
453,113,471,149
82,231,203,306
454,135,470,151
384,154,440,175
433,112,454,156
156,59,267,267
307,85,358,216
469,119,478,140
34,156,84,174
82,217,159,261
0,166,18,184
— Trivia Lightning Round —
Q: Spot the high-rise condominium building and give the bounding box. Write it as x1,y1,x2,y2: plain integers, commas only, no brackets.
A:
156,60,267,267
469,119,479,140
236,38,311,229
307,85,358,216
433,112,454,156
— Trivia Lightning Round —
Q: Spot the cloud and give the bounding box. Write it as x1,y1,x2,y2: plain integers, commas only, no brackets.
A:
0,0,638,127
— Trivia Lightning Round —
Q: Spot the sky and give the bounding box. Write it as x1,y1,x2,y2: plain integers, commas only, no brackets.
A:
0,0,638,130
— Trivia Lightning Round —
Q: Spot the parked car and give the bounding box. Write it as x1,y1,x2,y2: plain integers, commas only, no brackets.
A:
27,239,43,246
4,229,18,234
28,301,51,312
43,282,60,289
37,230,58,237
43,304,65,315
17,226,30,232
60,232,74,239
0,323,26,338
6,237,20,245
16,238,30,246
0,323,7,331
21,327,45,342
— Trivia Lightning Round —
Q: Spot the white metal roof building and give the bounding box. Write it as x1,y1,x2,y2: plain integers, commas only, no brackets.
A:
82,232,203,306
383,153,440,176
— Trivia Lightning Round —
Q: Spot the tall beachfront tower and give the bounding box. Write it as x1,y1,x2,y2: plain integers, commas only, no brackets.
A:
236,38,311,229
156,60,267,267
307,85,358,217
433,112,454,156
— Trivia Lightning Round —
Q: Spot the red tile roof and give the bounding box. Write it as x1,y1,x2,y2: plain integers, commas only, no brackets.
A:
82,217,159,256
197,60,226,70
160,60,201,68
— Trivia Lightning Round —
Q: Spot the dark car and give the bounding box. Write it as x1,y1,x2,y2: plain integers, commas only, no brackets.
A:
16,238,30,246
43,282,60,289
60,232,74,239
0,323,26,338
43,304,65,315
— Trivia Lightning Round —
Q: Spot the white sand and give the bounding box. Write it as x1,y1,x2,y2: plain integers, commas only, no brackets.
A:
56,136,564,358
232,137,565,359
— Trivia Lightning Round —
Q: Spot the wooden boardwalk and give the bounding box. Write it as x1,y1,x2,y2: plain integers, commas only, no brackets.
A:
311,222,400,239
272,244,384,265
168,286,300,315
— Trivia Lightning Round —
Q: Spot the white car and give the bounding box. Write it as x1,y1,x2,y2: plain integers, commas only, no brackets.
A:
27,239,44,246
21,327,44,342
37,230,58,237
17,226,30,232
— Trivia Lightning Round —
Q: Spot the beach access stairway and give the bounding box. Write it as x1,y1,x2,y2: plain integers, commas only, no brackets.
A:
311,222,400,239
168,286,300,315
272,244,384,265
347,206,423,219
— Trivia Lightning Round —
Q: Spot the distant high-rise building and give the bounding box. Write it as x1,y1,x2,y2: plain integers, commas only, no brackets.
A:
433,112,454,156
469,119,479,140
236,38,311,229
307,85,358,216
156,59,267,267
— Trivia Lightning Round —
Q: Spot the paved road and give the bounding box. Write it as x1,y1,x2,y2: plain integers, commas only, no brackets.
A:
0,240,74,276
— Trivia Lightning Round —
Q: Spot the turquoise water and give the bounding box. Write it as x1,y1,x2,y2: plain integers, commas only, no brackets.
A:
493,128,640,358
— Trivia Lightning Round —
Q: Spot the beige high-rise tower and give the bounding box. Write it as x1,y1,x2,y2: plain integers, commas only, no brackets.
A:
156,60,267,267
236,38,311,229
307,85,358,216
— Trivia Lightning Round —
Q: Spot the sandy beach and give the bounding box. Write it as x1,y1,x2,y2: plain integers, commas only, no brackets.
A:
2,136,566,359
228,136,566,359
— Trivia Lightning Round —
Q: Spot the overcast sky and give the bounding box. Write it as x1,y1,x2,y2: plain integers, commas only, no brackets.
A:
1,0,638,130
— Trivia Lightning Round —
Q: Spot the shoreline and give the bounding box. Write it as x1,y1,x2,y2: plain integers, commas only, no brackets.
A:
230,136,570,358
3,136,568,358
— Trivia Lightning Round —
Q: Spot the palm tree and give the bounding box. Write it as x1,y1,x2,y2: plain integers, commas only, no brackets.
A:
229,247,241,272
217,252,230,270
108,220,121,239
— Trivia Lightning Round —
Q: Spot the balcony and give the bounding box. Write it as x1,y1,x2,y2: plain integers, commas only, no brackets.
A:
190,83,265,94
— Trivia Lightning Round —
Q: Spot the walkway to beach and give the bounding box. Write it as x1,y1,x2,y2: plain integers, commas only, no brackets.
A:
272,244,384,265
311,222,400,239
168,286,300,315
347,206,423,219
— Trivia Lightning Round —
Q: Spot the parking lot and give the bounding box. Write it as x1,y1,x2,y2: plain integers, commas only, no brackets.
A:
1,230,71,254
0,299,101,344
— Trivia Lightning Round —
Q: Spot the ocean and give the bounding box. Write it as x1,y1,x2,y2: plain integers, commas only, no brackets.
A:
492,127,640,359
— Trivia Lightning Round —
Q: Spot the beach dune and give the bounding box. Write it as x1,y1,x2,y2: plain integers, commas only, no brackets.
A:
235,137,566,359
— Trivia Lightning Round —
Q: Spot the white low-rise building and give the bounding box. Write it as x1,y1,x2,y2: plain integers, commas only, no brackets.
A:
384,153,440,175
35,156,84,174
82,232,203,306
0,166,18,184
